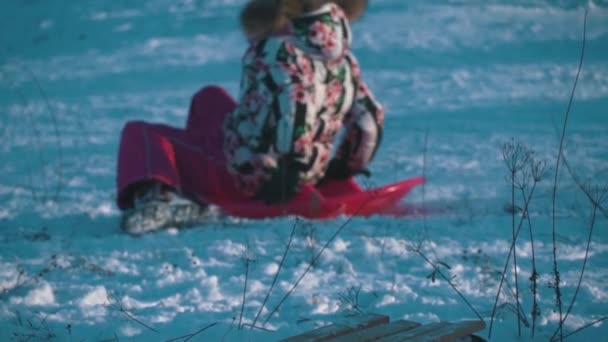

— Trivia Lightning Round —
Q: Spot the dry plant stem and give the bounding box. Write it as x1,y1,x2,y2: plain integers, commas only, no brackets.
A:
242,323,275,332
22,64,64,202
0,267,26,298
422,128,428,229
14,89,43,202
551,202,600,341
488,181,537,339
523,157,545,337
551,8,587,341
262,214,359,326
562,155,608,219
523,190,539,338
221,317,237,342
10,64,64,203
339,285,363,314
500,141,533,337
502,278,530,328
420,129,438,252
13,313,56,341
418,128,439,259
414,248,484,321
510,168,522,337
561,316,608,340
184,322,218,342
239,258,251,330
120,310,158,333
165,322,218,342
563,205,598,320
251,219,298,329
107,294,158,333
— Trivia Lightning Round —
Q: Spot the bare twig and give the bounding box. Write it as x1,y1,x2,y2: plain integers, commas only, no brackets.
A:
120,310,158,333
562,316,608,340
561,155,608,219
221,317,236,342
262,213,359,326
420,129,435,253
107,293,158,333
413,246,484,322
251,219,298,329
241,323,276,332
490,141,538,338
524,193,540,337
21,63,64,202
488,178,538,338
0,266,26,297
528,158,546,337
500,140,533,337
422,128,429,230
260,163,399,326
550,8,587,341
238,258,251,330
560,205,597,326
338,285,363,314
13,88,44,202
12,312,56,342
165,322,218,342
551,185,606,340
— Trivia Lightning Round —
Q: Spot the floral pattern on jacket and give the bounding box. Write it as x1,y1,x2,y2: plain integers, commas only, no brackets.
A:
224,3,384,202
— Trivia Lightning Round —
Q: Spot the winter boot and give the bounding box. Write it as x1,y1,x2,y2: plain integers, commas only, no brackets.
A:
121,182,219,235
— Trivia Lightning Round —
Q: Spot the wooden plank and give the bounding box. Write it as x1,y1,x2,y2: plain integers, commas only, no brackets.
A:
453,335,486,342
281,314,390,342
375,320,485,342
406,320,485,342
328,320,421,342
375,322,451,342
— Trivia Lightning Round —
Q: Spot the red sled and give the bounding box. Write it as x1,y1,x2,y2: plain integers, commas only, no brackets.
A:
117,86,425,221
214,176,425,220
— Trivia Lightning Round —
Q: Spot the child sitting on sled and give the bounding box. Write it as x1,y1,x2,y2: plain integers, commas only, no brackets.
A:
116,0,384,234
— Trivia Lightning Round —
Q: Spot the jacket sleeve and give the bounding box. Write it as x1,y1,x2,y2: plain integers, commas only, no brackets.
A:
328,53,384,179
224,45,292,199
243,45,328,203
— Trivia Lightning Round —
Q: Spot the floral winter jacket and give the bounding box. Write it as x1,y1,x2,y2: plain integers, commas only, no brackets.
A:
224,3,384,203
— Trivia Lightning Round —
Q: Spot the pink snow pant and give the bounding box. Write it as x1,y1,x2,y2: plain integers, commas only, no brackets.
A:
116,86,247,210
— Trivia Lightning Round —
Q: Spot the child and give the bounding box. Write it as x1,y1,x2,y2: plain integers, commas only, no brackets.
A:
225,0,384,203
116,0,383,234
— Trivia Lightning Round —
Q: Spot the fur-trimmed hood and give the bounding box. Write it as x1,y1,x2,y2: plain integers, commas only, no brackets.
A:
286,3,352,61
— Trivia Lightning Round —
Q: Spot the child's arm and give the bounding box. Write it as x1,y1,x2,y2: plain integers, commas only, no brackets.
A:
327,53,384,180
255,57,331,202
227,44,329,203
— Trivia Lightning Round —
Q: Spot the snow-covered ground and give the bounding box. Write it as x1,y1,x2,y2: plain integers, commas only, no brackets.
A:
1,1,607,341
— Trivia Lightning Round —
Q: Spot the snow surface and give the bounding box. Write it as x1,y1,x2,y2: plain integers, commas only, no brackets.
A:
1,0,607,341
